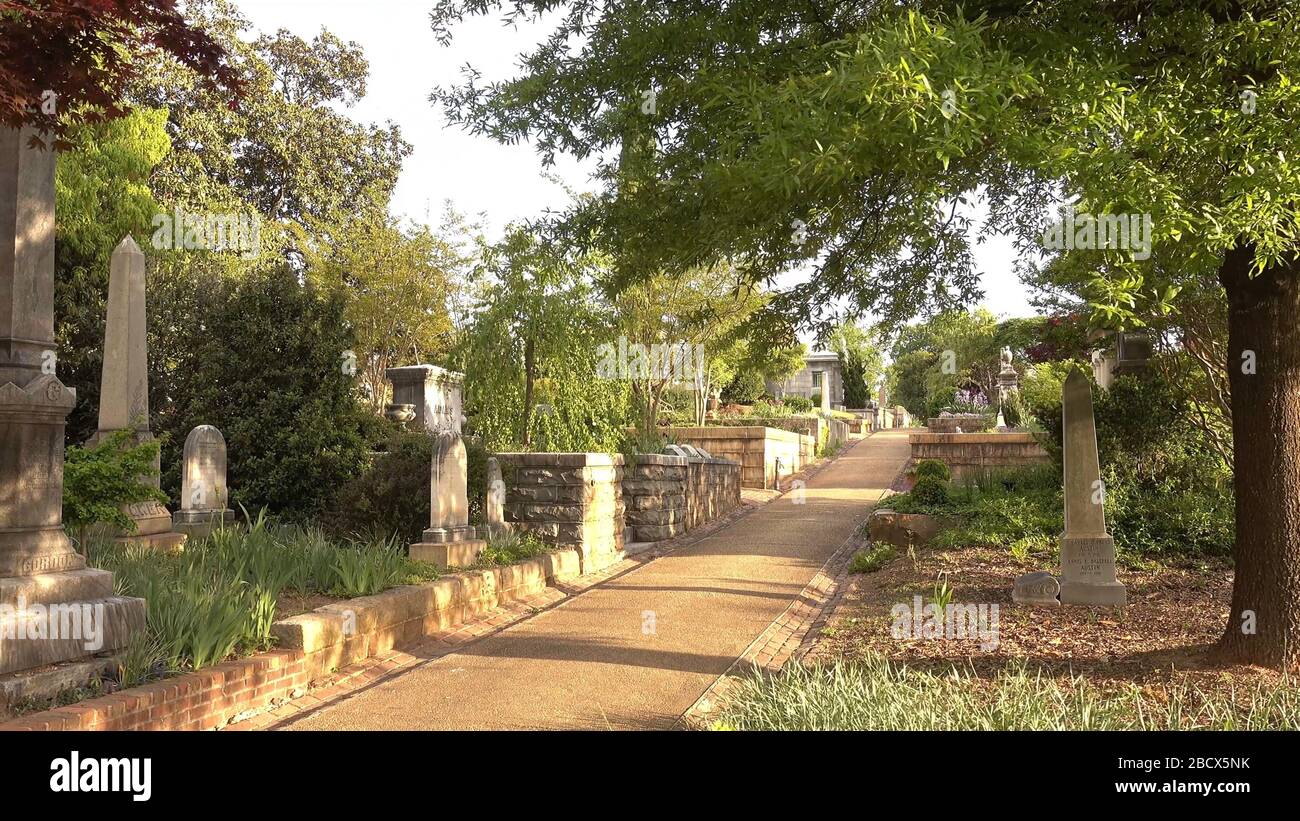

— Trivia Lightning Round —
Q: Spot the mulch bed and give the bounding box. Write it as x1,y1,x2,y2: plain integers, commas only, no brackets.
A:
808,543,1286,694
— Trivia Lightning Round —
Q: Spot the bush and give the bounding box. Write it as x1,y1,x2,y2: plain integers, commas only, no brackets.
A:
783,396,814,413
85,513,439,676
910,475,949,507
153,265,373,520
1032,366,1233,562
722,369,767,404
63,429,169,534
911,459,951,483
327,427,432,544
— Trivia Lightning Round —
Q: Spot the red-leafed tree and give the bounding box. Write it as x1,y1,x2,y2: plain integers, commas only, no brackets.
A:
0,0,240,145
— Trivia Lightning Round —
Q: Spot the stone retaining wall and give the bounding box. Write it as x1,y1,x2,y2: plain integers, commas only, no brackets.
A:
909,431,1052,478
621,454,742,542
656,426,812,489
494,452,625,573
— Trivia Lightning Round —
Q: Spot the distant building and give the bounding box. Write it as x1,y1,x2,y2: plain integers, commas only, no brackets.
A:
766,351,844,405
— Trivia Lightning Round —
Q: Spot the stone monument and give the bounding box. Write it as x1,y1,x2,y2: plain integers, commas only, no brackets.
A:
482,456,509,539
173,425,236,539
408,369,487,567
997,346,1019,404
0,127,145,684
1056,368,1125,605
385,364,463,435
88,237,185,551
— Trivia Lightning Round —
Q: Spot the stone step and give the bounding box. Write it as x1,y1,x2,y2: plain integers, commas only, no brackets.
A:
0,595,145,676
0,568,116,607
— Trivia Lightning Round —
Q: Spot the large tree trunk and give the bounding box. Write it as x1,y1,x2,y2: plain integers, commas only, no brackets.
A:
1217,244,1300,669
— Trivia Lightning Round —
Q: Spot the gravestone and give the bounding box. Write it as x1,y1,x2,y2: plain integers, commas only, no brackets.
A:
483,456,508,538
385,364,463,435
1057,367,1125,605
88,237,185,551
173,425,236,538
1012,570,1060,607
409,417,487,568
0,127,145,683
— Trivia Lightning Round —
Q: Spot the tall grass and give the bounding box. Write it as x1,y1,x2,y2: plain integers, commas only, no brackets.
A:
712,656,1300,730
82,511,439,678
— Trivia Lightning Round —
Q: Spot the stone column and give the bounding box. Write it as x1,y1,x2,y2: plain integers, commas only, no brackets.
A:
409,431,485,568
385,364,463,435
0,128,145,684
88,237,184,551
1057,368,1125,605
173,425,236,539
496,453,626,573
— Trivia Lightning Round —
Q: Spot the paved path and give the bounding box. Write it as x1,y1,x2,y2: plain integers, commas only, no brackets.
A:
281,430,912,730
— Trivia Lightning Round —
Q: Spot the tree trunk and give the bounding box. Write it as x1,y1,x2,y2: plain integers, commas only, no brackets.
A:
1217,244,1300,669
521,335,536,448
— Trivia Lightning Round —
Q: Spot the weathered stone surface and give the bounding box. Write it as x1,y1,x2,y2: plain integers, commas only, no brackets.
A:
90,236,185,551
1,128,144,679
385,364,463,434
421,431,475,543
0,594,146,675
1058,368,1125,606
908,431,1051,479
1012,570,1061,606
867,509,947,547
411,539,487,569
174,425,235,537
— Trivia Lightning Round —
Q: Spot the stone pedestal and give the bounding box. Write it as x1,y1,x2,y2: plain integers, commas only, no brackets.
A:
385,364,464,435
0,127,145,684
1059,535,1126,606
410,539,488,568
409,429,481,568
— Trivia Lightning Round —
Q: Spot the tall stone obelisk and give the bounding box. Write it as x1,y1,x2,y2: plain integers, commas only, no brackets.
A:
1058,367,1126,606
0,127,145,683
89,237,185,551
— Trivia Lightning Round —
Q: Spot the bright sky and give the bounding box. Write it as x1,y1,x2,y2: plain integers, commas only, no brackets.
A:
233,0,1036,324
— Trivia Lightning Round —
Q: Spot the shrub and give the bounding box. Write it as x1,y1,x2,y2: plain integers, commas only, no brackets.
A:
910,475,949,507
783,396,814,413
63,429,169,534
327,427,432,543
152,265,373,520
911,459,951,483
721,368,767,404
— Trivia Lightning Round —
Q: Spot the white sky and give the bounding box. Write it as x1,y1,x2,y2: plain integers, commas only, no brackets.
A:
233,0,1036,325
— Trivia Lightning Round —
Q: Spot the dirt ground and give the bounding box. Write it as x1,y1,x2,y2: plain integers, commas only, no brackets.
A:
808,542,1289,696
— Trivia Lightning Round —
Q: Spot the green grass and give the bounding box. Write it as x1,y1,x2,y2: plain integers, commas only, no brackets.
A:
80,510,442,680
473,530,555,567
849,542,896,574
712,655,1300,730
